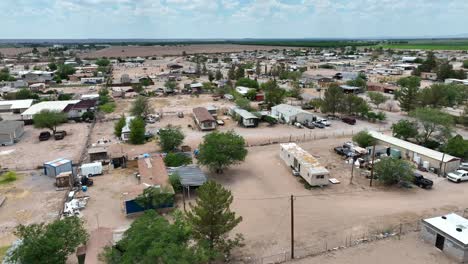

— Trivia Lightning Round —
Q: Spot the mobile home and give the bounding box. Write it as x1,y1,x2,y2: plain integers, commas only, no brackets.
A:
280,143,329,186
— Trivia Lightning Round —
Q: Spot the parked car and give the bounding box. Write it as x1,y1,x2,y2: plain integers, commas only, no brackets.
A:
334,147,356,157
216,119,225,126
54,131,67,140
447,170,468,183
39,131,51,141
413,173,433,189
459,163,468,170
312,121,325,128
294,122,303,129
317,119,331,126
224,94,234,101
292,168,300,176
342,117,356,125
177,112,184,118
303,122,315,129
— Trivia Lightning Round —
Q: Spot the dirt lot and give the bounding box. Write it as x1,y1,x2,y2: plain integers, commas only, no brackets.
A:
0,171,65,247
289,232,456,264
82,44,300,58
0,47,47,56
0,123,91,170
200,139,468,260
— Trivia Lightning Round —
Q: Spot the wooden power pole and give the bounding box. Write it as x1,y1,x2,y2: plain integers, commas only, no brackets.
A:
291,195,295,260
370,145,376,187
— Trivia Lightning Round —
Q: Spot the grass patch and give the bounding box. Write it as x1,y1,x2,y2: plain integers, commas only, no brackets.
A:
99,102,116,113
0,171,17,185
0,245,11,262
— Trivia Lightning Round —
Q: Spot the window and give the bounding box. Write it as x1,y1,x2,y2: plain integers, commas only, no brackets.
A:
316,175,324,179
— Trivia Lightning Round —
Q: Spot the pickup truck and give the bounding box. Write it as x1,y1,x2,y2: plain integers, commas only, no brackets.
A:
54,131,67,140
413,173,433,189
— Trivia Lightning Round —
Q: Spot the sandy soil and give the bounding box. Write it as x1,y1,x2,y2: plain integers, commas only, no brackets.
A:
201,139,468,259
0,171,65,247
0,123,91,170
289,232,456,264
82,44,300,58
0,47,48,56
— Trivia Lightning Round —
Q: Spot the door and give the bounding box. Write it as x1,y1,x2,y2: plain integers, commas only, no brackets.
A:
435,234,445,251
293,158,298,170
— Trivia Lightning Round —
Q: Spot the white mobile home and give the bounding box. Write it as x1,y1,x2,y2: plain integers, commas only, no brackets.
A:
271,104,316,124
280,143,329,186
229,107,259,127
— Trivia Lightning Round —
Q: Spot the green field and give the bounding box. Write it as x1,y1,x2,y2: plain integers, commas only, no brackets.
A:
379,40,468,50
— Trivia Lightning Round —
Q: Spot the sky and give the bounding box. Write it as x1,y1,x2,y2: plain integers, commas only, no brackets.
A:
1,0,468,39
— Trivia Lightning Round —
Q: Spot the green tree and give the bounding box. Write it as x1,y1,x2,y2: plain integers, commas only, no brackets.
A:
463,60,468,69
255,60,261,75
391,120,419,140
346,75,367,89
374,158,414,186
186,181,243,260
95,58,111,67
443,135,468,159
135,186,174,209
262,79,286,108
320,84,344,116
8,217,88,264
340,94,369,116
368,92,388,109
352,131,376,148
15,89,39,100
215,69,223,80
235,66,245,79
130,96,152,118
56,64,76,79
397,76,421,112
290,81,303,100
48,62,57,71
33,110,68,134
132,83,144,93
197,131,247,173
0,67,15,81
164,80,177,93
129,117,146,145
164,153,192,167
227,65,235,80
114,115,126,137
245,89,257,101
158,125,185,152
102,210,207,264
410,108,454,144
235,97,252,111
235,78,259,89
208,71,214,82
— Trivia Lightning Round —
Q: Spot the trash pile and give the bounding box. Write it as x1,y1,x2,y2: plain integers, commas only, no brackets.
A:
62,191,90,218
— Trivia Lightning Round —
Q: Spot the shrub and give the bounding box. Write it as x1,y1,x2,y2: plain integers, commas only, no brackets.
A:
164,153,192,167
99,102,116,113
0,171,17,184
169,173,182,193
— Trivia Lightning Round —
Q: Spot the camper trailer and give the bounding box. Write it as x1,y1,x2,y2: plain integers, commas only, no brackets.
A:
280,143,329,186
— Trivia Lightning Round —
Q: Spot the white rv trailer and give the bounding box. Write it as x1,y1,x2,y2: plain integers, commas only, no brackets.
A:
280,143,329,186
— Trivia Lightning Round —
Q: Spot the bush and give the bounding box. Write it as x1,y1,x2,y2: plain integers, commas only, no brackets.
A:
0,171,18,184
81,111,95,121
169,173,182,193
164,153,192,167
99,102,116,113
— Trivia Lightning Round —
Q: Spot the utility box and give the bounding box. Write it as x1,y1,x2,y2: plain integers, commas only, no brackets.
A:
44,158,72,177
80,162,103,177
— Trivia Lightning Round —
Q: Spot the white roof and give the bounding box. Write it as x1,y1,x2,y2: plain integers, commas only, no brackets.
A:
122,116,135,133
281,143,329,175
21,100,79,116
424,213,468,245
272,104,313,117
0,99,33,109
235,86,253,95
368,131,459,162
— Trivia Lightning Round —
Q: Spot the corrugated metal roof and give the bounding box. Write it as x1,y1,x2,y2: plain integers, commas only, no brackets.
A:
232,107,258,120
0,99,33,110
168,165,207,187
368,131,459,162
44,158,71,167
271,104,313,117
21,100,80,116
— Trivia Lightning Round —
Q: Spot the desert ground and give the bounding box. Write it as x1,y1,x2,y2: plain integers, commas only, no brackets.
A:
0,123,91,170
0,171,65,247
82,44,300,58
289,232,456,264
0,47,48,56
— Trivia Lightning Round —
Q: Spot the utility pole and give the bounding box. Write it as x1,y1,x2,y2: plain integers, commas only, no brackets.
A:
370,145,376,187
438,153,445,177
350,157,355,184
290,195,295,260
182,186,186,212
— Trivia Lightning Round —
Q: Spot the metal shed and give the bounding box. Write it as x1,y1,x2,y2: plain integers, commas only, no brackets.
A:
168,165,207,187
43,158,73,177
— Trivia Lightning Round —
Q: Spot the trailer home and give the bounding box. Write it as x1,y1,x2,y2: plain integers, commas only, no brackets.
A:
280,143,329,186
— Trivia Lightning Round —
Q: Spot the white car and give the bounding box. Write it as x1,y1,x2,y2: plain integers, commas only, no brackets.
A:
317,119,331,126
447,170,468,183
460,163,468,170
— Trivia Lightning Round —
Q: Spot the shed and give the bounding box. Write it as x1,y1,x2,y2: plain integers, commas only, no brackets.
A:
44,158,73,177
0,99,33,114
421,213,468,263
168,165,207,187
368,131,461,174
192,107,216,131
0,121,24,146
88,147,109,162
339,85,361,94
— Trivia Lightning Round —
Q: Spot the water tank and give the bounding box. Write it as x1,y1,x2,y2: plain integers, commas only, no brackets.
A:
423,161,430,170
